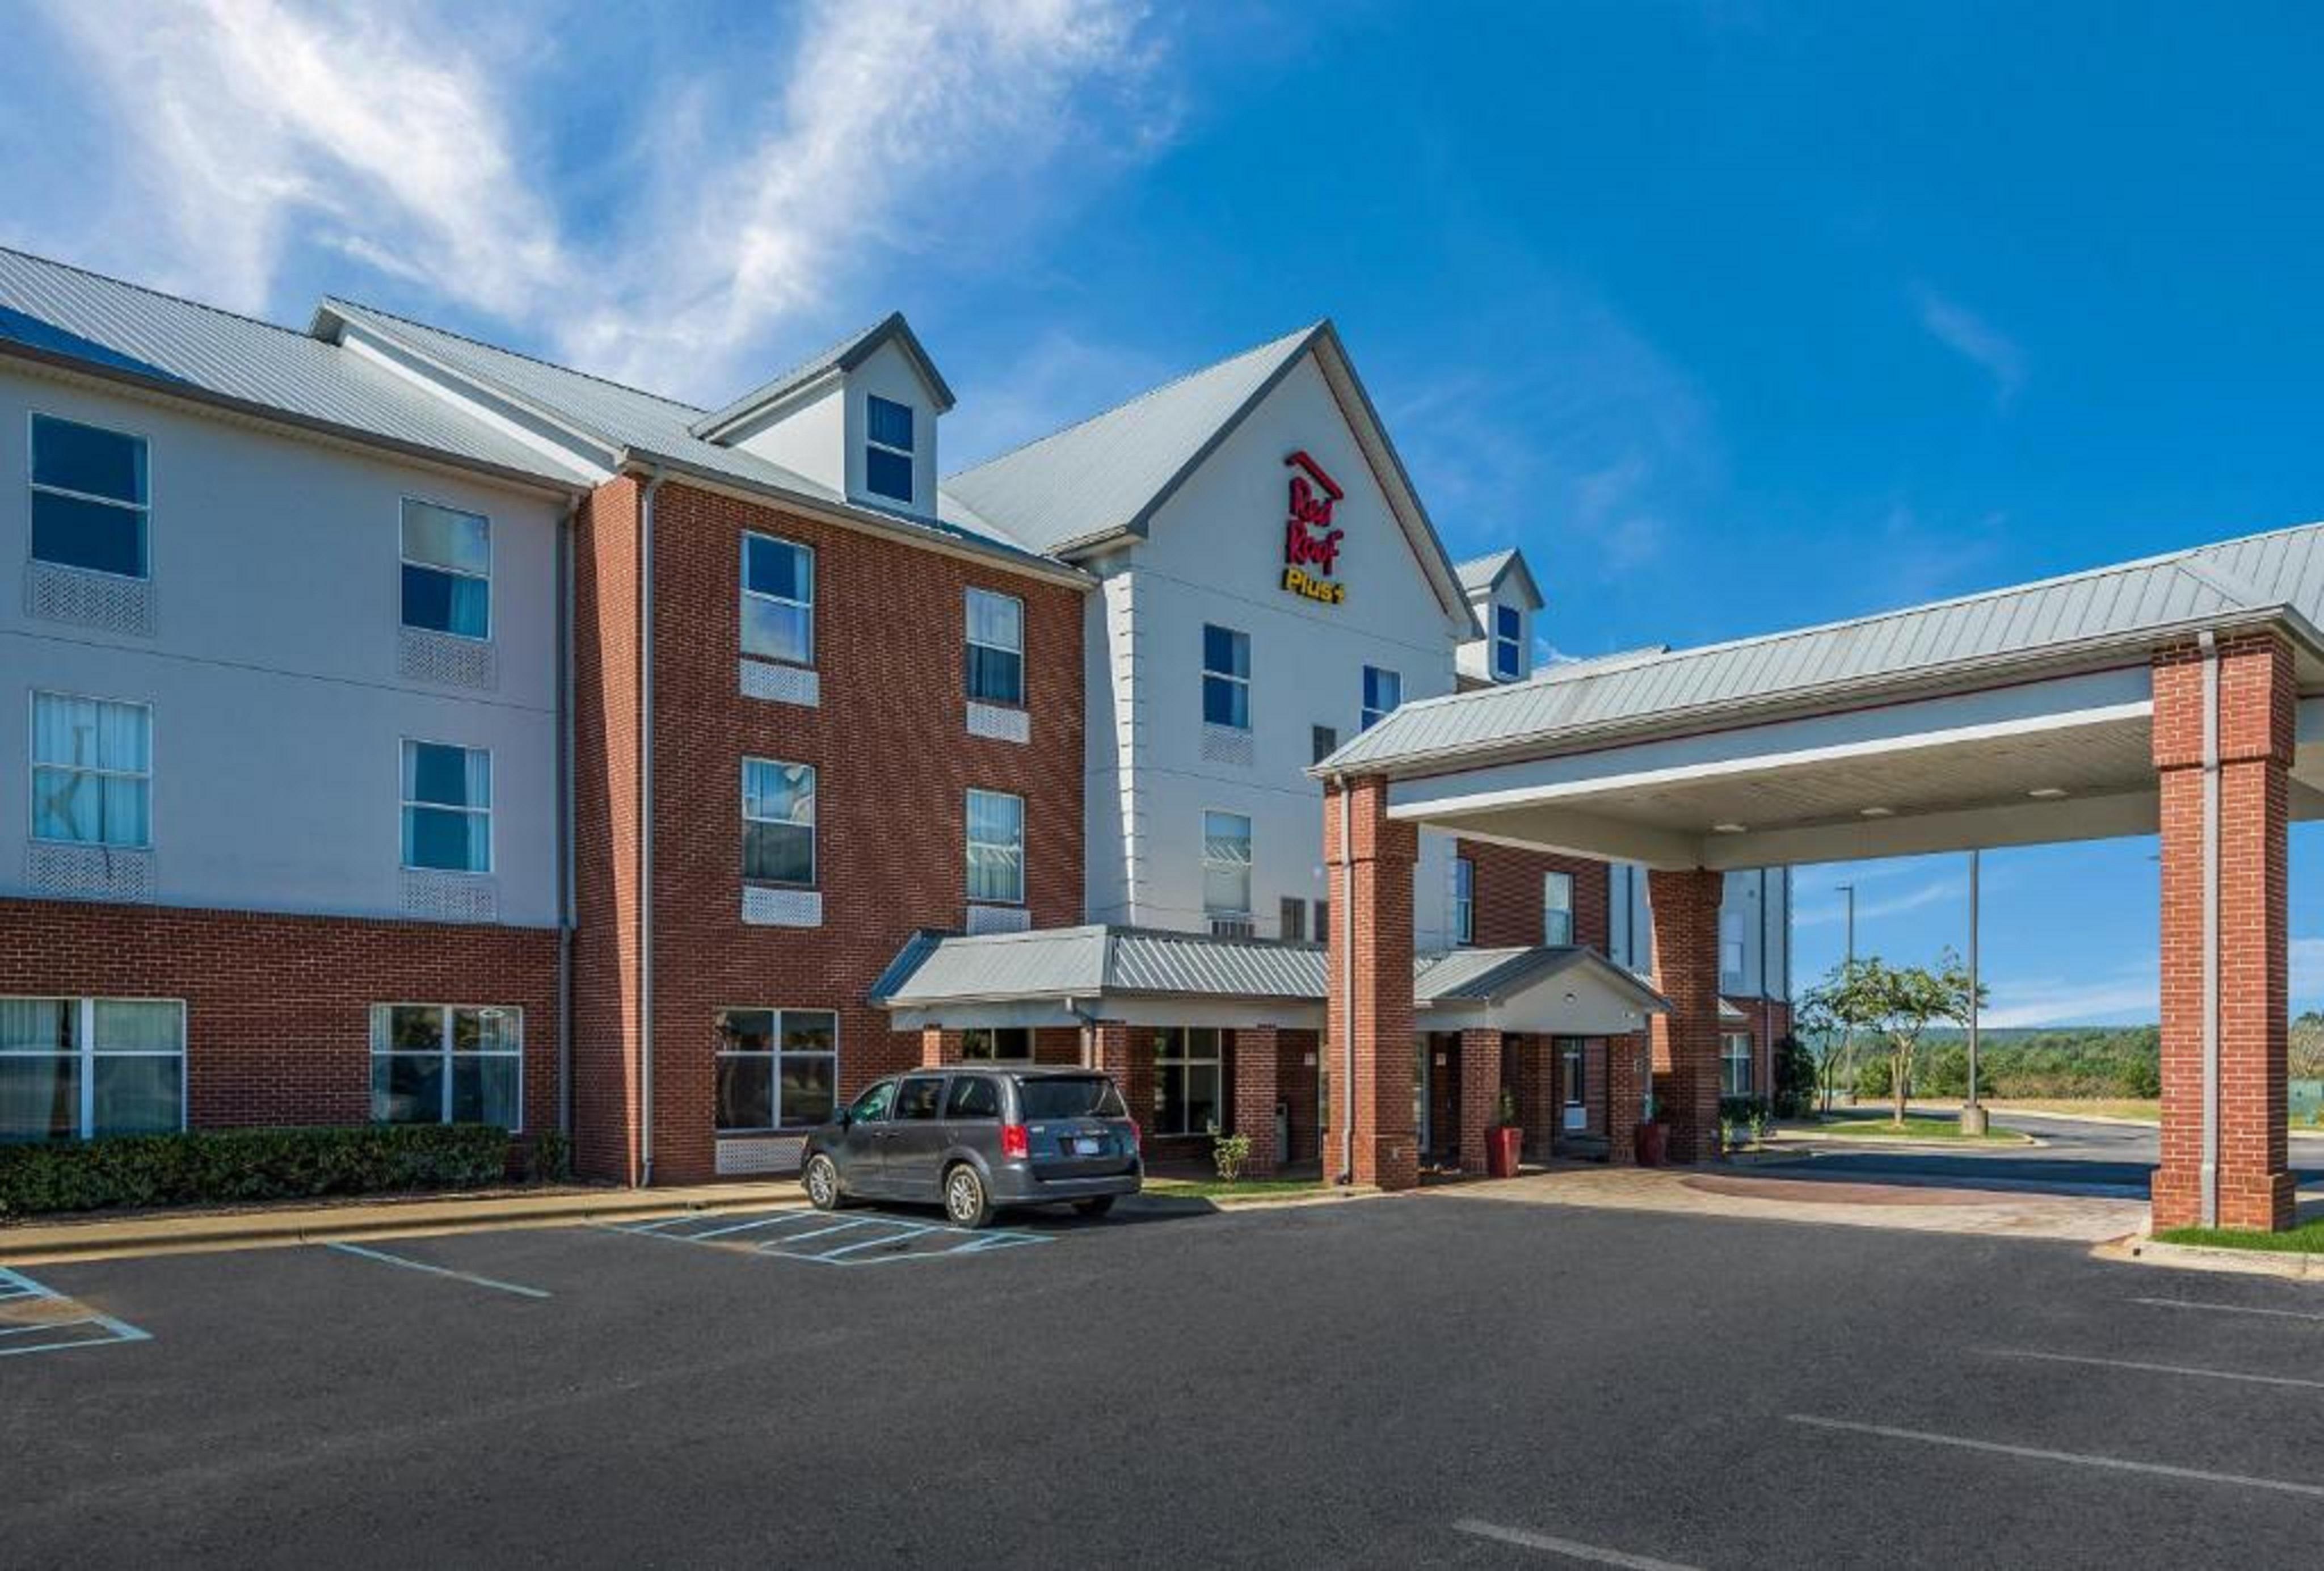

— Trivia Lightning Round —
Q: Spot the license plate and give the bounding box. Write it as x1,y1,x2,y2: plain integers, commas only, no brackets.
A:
1071,1137,1102,1156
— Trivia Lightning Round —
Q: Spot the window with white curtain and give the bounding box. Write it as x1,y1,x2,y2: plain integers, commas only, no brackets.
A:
1202,810,1252,917
0,996,183,1141
742,532,814,665
30,414,149,578
1543,869,1574,946
31,692,150,848
369,1004,521,1128
743,758,816,884
401,740,491,873
399,498,491,639
966,788,1025,904
966,589,1024,704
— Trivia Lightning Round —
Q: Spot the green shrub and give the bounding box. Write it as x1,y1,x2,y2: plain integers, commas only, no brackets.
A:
1771,1035,1818,1118
528,1128,572,1184
1210,1124,1253,1183
1719,1094,1771,1125
0,1124,513,1219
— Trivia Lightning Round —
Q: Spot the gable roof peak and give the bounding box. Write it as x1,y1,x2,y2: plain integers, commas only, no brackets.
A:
690,309,956,441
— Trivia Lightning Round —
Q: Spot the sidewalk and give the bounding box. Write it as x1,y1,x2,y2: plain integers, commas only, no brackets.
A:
1426,1163,2147,1242
0,1182,809,1266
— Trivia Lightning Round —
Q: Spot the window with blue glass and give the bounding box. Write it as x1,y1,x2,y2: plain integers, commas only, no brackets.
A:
1361,666,1401,730
401,740,491,873
400,499,490,640
966,589,1024,704
865,394,914,504
1494,603,1523,680
30,414,149,578
743,757,816,885
1202,624,1249,729
742,532,814,665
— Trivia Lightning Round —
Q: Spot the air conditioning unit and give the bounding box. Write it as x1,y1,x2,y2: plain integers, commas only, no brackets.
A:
1209,915,1257,939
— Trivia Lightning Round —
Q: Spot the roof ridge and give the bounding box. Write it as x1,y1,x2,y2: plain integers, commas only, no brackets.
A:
942,320,1321,484
322,295,711,417
0,242,318,344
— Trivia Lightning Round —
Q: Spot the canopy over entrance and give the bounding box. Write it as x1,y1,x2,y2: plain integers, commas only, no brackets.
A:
1317,519,2324,1226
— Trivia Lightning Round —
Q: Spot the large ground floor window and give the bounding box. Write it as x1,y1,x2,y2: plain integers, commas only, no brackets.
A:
1721,1031,1753,1097
961,1027,1032,1061
715,1008,837,1132
371,1005,522,1128
1153,1026,1222,1136
0,995,183,1141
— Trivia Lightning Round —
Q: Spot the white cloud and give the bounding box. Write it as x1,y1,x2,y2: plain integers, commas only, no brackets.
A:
24,0,1173,402
1981,971,2157,1029
1913,284,2026,410
1795,875,1964,929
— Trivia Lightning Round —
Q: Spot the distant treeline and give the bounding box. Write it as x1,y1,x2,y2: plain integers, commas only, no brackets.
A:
1828,1017,2324,1099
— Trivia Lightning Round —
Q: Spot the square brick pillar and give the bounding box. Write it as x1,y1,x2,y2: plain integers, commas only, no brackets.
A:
1093,1021,1153,1140
1458,1028,1504,1174
1648,867,1725,1164
2153,633,2296,1231
1324,776,1419,1190
1518,1035,1553,1158
1234,1026,1280,1177
1604,1033,1645,1165
920,1026,965,1068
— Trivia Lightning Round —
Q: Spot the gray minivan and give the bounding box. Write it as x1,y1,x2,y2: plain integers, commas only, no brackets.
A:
799,1066,1143,1228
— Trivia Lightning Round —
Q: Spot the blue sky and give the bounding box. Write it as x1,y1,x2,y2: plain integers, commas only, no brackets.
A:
5,1,2322,1023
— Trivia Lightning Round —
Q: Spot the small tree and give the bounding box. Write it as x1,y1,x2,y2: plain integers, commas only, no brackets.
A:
1791,988,1856,1115
1806,952,1981,1127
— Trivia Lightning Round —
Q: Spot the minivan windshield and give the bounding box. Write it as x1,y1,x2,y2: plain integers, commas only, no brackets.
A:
1016,1076,1128,1120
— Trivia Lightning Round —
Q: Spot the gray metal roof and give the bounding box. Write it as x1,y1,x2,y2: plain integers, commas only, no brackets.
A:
1456,547,1544,611
873,925,1665,1012
939,323,1319,556
0,247,585,488
1326,519,2324,776
310,297,1064,573
690,311,955,438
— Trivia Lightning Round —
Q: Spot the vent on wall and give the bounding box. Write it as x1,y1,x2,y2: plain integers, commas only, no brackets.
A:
740,659,820,707
1200,724,1254,767
401,869,498,923
399,627,498,690
966,702,1030,743
27,561,153,637
965,903,1032,935
28,842,154,903
716,1136,806,1175
743,884,823,927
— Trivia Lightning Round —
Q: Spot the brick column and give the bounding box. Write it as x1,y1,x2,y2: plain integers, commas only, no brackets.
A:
1324,776,1419,1190
1458,1027,1503,1174
2153,633,2296,1231
1092,1021,1153,1139
1234,1025,1280,1177
1518,1035,1553,1158
1605,1033,1644,1165
920,1026,965,1068
1648,867,1724,1163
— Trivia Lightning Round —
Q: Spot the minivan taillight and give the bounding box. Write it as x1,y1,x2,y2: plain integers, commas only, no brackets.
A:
1001,1123,1029,1160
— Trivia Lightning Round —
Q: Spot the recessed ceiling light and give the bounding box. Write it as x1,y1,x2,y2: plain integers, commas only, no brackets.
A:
1712,821,1748,834
1859,806,1895,818
2028,787,2069,800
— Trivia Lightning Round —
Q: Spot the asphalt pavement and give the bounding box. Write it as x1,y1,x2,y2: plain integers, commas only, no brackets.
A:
7,1187,2324,1568
1763,1111,2324,1199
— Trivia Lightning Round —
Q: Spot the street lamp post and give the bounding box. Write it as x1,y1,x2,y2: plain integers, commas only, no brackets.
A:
1962,850,1988,1136
1835,882,1856,1109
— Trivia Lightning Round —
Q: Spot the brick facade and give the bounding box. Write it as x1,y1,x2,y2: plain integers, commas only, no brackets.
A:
1325,776,1420,1189
2152,633,2296,1230
1453,838,1611,952
618,480,1085,1184
0,898,557,1137
1232,1025,1279,1176
1647,867,1725,1163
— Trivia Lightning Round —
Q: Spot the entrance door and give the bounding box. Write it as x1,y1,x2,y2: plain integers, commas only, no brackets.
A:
1413,1035,1432,1161
1558,1037,1587,1133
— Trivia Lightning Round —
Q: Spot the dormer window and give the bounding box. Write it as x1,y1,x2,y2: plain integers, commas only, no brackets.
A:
865,394,915,505
1493,603,1523,680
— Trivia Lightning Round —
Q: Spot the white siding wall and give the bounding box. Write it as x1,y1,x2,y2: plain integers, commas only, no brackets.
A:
1456,583,1532,684
0,367,566,926
1080,352,1467,944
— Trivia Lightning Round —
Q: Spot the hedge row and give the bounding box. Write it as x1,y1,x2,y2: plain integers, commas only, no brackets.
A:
0,1124,523,1219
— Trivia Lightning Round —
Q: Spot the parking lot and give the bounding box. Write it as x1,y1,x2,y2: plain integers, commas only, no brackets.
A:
6,1188,2324,1568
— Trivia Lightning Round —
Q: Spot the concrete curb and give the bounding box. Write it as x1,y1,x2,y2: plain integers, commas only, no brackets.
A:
0,1184,811,1267
1774,1132,2042,1153
2093,1233,2324,1282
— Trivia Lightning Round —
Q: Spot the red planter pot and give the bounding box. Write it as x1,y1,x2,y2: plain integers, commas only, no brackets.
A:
1487,1126,1523,1178
1633,1120,1669,1166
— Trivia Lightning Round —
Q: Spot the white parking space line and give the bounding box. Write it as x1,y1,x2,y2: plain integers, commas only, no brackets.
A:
811,1225,942,1258
1982,1347,2324,1390
1451,1517,1704,1569
1785,1414,2324,1498
686,1212,819,1241
770,1217,878,1246
2133,1296,2324,1324
322,1242,551,1300
0,1266,151,1359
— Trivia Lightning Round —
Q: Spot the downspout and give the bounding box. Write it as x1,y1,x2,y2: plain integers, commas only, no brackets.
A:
1337,777,1355,1185
2199,629,2221,1228
555,495,578,1140
637,469,668,1188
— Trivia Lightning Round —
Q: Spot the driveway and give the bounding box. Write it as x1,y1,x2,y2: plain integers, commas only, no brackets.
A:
9,1192,2324,1567
1765,1111,2324,1200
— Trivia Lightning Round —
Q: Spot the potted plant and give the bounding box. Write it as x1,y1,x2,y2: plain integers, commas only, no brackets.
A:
1632,1079,1667,1165
1488,1088,1523,1178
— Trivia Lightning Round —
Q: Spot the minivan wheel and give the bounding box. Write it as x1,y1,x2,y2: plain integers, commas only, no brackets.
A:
803,1154,843,1212
1073,1196,1115,1219
943,1164,993,1229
